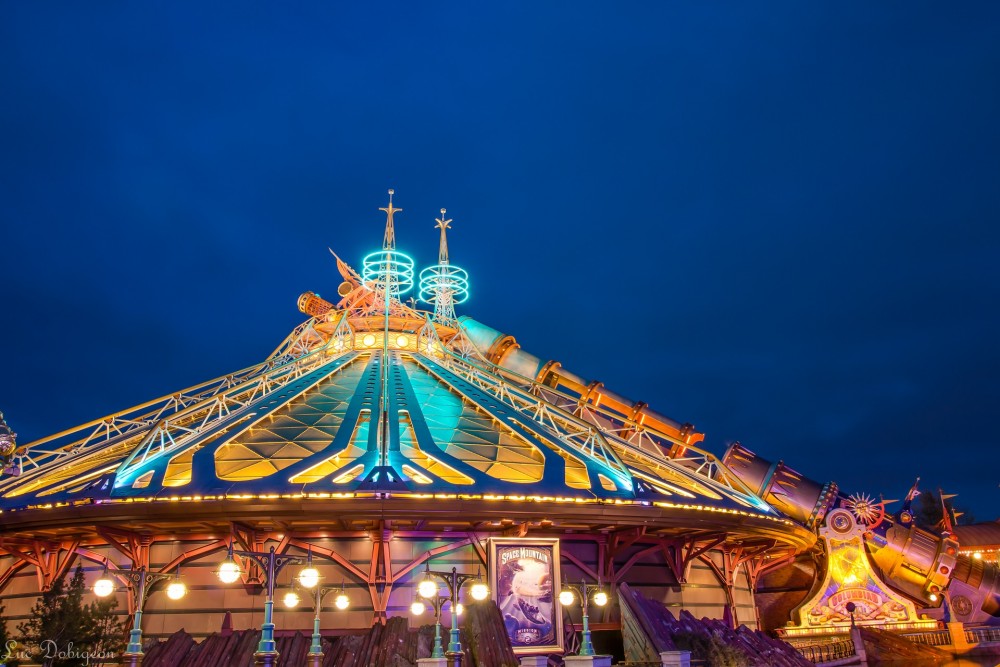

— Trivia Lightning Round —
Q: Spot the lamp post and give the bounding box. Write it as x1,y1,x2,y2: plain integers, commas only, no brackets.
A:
93,565,185,667
559,580,608,657
217,544,314,667
411,592,452,658
285,582,350,667
418,563,489,667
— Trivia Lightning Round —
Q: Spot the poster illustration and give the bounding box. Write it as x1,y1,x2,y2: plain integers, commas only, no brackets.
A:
488,537,563,654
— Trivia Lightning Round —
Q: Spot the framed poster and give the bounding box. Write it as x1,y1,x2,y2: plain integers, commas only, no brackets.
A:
488,537,563,654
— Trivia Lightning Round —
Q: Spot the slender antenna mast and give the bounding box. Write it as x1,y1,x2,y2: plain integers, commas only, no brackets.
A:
418,208,469,323
377,189,400,467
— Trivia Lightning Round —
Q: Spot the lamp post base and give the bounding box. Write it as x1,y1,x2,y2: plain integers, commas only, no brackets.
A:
121,651,144,667
445,650,463,667
565,655,613,667
307,649,325,667
417,658,449,667
253,650,280,667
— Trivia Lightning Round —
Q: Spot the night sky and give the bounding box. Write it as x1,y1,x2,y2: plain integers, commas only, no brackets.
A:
2,4,998,519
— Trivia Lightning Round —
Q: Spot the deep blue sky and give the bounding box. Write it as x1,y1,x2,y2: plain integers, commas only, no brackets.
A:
1,4,998,519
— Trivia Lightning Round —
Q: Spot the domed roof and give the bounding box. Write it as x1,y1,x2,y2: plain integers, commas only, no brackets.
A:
0,195,778,526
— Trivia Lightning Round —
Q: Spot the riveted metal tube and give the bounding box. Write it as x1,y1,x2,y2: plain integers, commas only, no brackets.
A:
298,291,334,318
456,316,704,446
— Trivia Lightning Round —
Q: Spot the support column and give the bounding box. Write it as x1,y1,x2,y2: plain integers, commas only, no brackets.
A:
518,656,549,667
659,651,691,667
850,626,868,664
565,655,612,667
947,621,970,651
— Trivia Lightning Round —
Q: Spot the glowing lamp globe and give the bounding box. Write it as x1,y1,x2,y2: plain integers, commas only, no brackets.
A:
418,578,438,599
283,591,301,608
558,590,575,606
470,581,489,601
93,576,115,598
929,593,939,602
335,593,350,610
593,590,609,607
298,566,320,589
166,581,187,600
454,603,464,616
218,559,241,584
410,600,426,615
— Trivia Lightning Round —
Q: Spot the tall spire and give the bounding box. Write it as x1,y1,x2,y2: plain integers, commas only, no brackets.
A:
363,189,414,307
435,208,452,265
418,208,469,323
379,189,402,250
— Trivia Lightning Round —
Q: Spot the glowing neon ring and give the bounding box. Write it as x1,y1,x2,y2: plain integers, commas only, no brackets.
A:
418,264,470,304
362,250,415,294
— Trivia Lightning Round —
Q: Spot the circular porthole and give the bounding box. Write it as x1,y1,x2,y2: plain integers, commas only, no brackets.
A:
828,509,856,535
396,335,409,348
362,334,377,347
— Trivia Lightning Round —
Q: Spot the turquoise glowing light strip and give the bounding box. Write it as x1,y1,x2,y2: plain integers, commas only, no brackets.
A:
418,264,470,304
362,250,415,294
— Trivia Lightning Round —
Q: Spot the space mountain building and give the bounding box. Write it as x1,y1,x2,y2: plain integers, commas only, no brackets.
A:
0,192,997,658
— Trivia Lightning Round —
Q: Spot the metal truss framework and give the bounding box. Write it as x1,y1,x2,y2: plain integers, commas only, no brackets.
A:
0,306,774,514
0,228,793,634
0,526,771,629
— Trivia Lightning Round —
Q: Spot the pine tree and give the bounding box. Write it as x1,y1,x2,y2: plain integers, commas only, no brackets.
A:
0,602,21,667
84,597,126,667
17,570,67,666
16,565,127,667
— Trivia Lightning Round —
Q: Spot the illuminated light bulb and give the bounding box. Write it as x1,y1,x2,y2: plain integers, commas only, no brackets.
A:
470,581,489,601
974,552,983,560
166,581,187,600
335,593,349,610
93,576,115,598
454,603,464,616
298,566,320,589
418,578,438,599
283,591,301,608
929,593,939,602
395,335,409,348
410,600,426,615
363,334,377,348
559,590,575,606
593,590,609,607
218,559,241,584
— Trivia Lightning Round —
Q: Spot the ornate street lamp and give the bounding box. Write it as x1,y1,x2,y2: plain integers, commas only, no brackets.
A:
418,563,489,667
410,591,452,658
93,564,185,667
217,543,316,667
559,579,608,656
282,578,351,667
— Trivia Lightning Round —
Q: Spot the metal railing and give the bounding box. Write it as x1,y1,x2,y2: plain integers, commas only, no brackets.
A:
902,630,950,646
794,638,856,663
966,625,1000,643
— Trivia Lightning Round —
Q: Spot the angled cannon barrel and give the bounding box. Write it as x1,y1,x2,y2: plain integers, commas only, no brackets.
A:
722,442,1000,617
